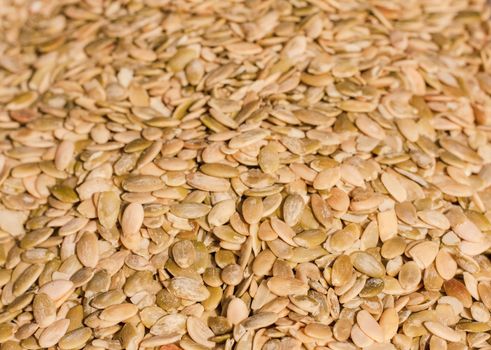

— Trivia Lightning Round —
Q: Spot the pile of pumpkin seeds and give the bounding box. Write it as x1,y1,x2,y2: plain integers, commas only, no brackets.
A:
1,0,491,349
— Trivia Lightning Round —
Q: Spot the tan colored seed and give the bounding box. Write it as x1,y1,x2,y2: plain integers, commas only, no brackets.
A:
424,322,461,342
283,194,305,227
435,250,457,280
76,231,99,268
229,129,270,149
200,163,239,178
187,316,215,348
38,280,74,302
444,279,472,308
331,255,353,287
241,312,278,330
381,171,407,202
377,209,398,242
33,293,56,328
356,115,386,140
169,277,210,301
258,144,280,174
408,241,439,269
398,261,422,289
186,172,231,192
99,303,138,323
172,240,196,269
54,140,74,171
267,277,308,296
221,264,243,286
356,310,384,343
170,202,211,219
304,323,332,339
208,199,236,227
327,188,350,212
97,191,121,229
446,208,484,242
38,319,70,348
227,297,249,325
379,308,399,341
58,327,92,350
121,203,144,236
418,210,450,230
270,217,298,247
313,167,340,190
242,197,263,224
150,313,187,336
351,252,385,278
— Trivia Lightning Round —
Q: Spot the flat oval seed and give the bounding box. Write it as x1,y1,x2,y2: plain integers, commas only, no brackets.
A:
121,203,144,236
55,141,74,171
172,240,196,269
38,319,70,348
241,312,278,330
356,310,384,343
208,199,236,226
38,280,74,302
58,327,92,350
379,308,399,341
313,167,340,190
283,194,304,227
186,172,231,192
267,277,308,296
331,255,353,287
229,129,270,149
424,321,461,342
270,217,298,247
381,172,407,202
170,203,211,219
351,252,385,278
97,191,120,229
227,297,249,325
187,316,215,348
99,303,138,323
33,293,56,328
168,277,210,301
398,261,422,289
242,197,263,224
76,232,99,268
435,250,457,280
200,163,239,178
